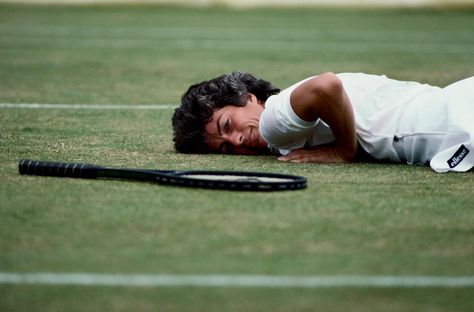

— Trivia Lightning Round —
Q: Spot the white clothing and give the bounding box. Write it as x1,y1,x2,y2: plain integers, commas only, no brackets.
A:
259,73,474,172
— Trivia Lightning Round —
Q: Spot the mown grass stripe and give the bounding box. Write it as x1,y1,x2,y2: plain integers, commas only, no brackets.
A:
1,273,473,288
0,103,177,109
1,36,474,54
1,25,473,39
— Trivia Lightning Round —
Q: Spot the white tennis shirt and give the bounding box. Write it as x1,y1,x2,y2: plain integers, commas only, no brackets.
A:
259,73,474,172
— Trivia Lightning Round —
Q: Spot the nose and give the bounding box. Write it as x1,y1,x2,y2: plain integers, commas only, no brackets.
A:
226,131,243,147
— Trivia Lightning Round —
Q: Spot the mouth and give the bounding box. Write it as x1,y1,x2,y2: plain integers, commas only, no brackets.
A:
243,128,254,149
246,127,259,149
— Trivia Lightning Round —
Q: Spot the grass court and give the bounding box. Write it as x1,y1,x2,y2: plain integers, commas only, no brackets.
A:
1,3,474,311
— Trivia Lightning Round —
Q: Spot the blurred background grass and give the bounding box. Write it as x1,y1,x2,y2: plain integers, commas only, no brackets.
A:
1,3,474,105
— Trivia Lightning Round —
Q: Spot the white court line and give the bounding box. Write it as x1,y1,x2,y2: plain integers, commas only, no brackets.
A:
1,273,473,288
0,103,177,110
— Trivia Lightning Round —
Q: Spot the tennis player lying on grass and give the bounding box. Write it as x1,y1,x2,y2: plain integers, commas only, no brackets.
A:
172,72,474,172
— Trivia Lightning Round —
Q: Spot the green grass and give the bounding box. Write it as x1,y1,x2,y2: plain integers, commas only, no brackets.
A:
1,3,474,311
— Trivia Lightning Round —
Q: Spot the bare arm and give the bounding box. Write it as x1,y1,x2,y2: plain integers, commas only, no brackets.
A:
279,72,357,163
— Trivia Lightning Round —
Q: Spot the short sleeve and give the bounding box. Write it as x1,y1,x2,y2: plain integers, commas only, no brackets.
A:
259,77,318,153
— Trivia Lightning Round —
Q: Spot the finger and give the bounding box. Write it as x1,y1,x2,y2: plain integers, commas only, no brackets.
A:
290,157,314,163
278,153,302,161
289,159,304,163
277,154,296,161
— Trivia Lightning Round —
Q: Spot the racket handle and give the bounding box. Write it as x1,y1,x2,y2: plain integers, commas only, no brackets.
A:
19,159,100,179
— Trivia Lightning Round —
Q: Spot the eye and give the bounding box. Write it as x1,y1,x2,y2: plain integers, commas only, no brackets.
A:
224,118,231,132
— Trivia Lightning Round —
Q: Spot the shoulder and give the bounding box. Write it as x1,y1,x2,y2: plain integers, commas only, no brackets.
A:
289,72,346,122
291,72,343,100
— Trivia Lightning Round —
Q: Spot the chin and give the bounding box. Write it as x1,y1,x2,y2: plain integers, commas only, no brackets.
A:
257,137,268,150
240,146,267,155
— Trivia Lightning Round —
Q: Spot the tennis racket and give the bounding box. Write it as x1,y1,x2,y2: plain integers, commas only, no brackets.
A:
19,159,307,191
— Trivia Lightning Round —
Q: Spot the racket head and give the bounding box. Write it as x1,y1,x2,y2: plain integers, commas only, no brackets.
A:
155,170,307,191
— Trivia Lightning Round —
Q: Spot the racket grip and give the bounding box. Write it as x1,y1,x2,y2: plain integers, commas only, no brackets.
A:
19,159,99,179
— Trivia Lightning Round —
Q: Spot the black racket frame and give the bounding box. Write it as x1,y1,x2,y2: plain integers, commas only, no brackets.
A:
19,159,307,191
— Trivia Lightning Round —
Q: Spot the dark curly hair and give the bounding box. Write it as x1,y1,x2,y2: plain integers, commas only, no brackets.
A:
172,71,280,153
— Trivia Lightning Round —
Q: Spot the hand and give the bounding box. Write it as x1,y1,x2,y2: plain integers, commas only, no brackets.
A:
277,146,347,163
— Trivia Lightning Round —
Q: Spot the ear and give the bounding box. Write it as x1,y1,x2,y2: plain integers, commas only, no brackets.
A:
247,93,264,107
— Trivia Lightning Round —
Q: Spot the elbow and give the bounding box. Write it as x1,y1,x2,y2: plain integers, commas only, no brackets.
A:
340,138,359,162
344,147,358,162
337,143,358,163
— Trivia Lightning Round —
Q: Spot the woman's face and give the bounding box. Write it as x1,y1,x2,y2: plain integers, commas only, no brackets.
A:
204,94,268,155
